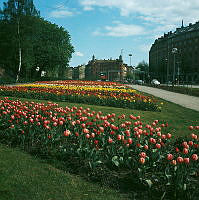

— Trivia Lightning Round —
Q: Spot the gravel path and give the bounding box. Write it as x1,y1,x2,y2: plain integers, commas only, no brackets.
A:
129,85,199,112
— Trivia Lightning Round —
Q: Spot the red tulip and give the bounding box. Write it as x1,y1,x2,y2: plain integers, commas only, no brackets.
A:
167,133,172,139
167,154,173,160
175,147,180,152
110,130,115,135
188,141,193,146
108,138,113,143
156,143,161,149
99,127,104,133
127,138,133,144
75,132,79,137
83,128,89,134
177,157,184,163
64,129,71,136
48,135,52,139
184,158,190,164
189,126,194,130
183,148,189,154
125,130,131,136
157,132,161,137
191,154,198,161
53,122,57,127
139,152,146,158
144,145,149,150
94,140,99,145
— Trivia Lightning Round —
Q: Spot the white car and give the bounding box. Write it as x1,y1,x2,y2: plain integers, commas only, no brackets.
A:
151,79,160,86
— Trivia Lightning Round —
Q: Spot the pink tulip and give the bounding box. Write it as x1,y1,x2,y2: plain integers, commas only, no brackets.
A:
85,134,90,139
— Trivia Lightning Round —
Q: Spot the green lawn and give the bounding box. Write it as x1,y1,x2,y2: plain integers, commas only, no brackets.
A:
0,144,128,200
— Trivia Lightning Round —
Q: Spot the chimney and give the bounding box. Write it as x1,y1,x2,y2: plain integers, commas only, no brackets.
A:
181,20,184,28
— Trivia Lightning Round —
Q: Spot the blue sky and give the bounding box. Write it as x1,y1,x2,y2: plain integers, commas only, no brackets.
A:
1,0,199,67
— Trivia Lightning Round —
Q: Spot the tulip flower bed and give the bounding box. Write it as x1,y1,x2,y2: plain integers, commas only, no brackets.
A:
0,80,161,111
0,97,198,199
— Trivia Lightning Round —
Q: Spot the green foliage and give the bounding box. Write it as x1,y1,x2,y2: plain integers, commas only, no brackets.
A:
136,60,149,72
0,0,74,81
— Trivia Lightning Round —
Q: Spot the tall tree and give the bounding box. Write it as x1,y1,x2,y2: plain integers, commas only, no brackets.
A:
0,0,74,81
0,0,40,81
136,61,149,82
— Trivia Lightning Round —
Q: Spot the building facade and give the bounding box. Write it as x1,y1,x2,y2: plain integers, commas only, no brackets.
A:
73,65,85,80
85,55,128,81
149,21,199,84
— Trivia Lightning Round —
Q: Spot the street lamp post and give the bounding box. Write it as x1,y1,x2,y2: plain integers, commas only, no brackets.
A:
165,58,168,84
129,54,132,66
172,48,178,85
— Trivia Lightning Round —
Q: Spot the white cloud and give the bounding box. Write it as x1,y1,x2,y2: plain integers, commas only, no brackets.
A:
92,30,103,36
105,24,145,37
75,51,84,57
80,0,199,25
93,23,145,37
49,5,74,18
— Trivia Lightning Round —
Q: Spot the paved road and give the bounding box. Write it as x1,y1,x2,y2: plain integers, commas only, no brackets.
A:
162,84,199,88
129,85,199,112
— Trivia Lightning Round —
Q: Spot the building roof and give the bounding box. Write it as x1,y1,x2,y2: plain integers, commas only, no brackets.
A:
151,20,199,48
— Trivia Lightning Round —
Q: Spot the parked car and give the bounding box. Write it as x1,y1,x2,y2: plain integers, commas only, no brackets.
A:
151,79,160,86
135,80,144,85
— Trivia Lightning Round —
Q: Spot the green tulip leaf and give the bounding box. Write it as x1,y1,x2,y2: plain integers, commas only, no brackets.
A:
112,156,119,167
145,179,153,188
